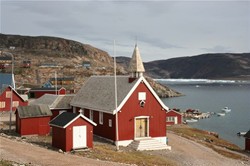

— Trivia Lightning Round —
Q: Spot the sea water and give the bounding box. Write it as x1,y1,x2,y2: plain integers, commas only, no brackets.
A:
157,79,250,149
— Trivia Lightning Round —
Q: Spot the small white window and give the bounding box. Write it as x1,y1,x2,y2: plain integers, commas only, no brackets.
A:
0,102,6,108
6,91,11,98
138,92,146,100
167,117,175,122
12,101,19,107
99,112,103,125
109,119,112,127
89,110,93,121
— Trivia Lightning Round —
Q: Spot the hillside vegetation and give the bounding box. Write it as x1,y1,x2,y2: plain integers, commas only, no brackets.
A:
0,33,180,97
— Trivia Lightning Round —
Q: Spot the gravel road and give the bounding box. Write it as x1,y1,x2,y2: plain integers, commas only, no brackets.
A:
0,136,125,166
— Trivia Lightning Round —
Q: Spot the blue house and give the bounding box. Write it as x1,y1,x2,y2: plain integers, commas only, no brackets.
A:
0,73,15,89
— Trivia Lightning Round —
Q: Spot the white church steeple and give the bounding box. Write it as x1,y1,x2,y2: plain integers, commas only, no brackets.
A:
128,44,145,78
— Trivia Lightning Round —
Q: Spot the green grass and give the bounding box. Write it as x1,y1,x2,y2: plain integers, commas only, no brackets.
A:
77,144,176,166
168,125,246,160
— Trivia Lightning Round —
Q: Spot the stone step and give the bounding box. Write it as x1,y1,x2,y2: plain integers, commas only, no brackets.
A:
129,138,171,151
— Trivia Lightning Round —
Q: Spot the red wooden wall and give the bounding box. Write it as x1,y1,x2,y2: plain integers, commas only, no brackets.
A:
246,138,250,151
166,110,182,126
77,81,167,142
16,113,51,136
117,81,167,141
32,88,66,98
0,87,28,112
51,117,94,152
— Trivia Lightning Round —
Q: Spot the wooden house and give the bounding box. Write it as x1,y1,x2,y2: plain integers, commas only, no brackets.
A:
49,77,75,86
22,60,31,68
30,94,74,119
0,86,28,112
0,73,15,89
166,110,183,126
70,45,171,150
244,130,250,151
29,87,66,98
15,105,52,136
0,55,12,69
49,112,96,152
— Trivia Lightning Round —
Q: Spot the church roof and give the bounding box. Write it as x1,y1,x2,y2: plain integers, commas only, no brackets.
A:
70,75,169,114
128,44,145,73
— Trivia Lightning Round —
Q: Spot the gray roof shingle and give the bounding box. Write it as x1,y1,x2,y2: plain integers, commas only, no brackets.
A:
30,94,74,109
50,112,78,127
17,105,52,118
50,112,97,128
70,76,139,114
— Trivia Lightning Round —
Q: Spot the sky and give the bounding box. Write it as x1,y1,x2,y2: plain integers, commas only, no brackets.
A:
1,0,250,62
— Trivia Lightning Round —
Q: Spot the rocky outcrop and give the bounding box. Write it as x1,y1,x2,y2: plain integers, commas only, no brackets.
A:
0,34,181,98
144,53,250,79
146,77,182,98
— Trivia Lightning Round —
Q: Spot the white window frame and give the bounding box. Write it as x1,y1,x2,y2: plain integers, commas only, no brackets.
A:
138,92,146,100
89,110,93,121
167,116,175,122
12,101,19,107
109,119,112,127
0,102,6,108
6,91,11,98
99,112,103,125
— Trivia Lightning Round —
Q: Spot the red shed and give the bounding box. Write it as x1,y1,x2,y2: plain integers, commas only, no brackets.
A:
244,130,250,151
166,110,183,126
49,112,97,152
0,86,28,112
71,45,171,150
15,105,52,136
29,87,66,99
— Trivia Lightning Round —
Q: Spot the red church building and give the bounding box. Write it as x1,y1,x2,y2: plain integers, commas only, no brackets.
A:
71,45,171,150
0,86,28,112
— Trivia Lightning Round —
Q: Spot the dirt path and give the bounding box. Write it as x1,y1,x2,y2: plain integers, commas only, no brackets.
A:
163,132,249,166
0,136,125,166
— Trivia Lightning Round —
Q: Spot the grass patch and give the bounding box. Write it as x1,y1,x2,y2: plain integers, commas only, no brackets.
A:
76,144,175,166
168,125,246,160
0,159,26,166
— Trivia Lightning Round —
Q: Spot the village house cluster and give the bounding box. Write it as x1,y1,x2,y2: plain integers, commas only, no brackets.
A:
1,46,249,152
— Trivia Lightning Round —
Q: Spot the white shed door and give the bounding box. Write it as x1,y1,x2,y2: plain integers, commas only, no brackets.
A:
73,126,86,149
174,117,178,124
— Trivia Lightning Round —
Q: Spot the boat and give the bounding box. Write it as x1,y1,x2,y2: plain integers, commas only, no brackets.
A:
237,132,247,136
221,107,231,113
185,119,198,123
217,112,226,116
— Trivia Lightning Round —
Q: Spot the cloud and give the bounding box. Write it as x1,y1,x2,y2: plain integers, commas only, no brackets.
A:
201,45,232,53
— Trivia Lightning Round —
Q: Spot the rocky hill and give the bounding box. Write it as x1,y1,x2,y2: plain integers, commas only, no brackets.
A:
118,53,250,79
0,33,180,97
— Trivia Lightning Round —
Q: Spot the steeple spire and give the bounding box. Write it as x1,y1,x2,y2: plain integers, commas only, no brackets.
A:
128,44,145,78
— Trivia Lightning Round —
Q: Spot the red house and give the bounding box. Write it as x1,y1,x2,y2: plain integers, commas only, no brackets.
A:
49,112,97,152
166,110,183,126
15,105,52,136
244,130,250,151
29,87,66,98
0,86,28,112
70,45,171,150
30,94,74,119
